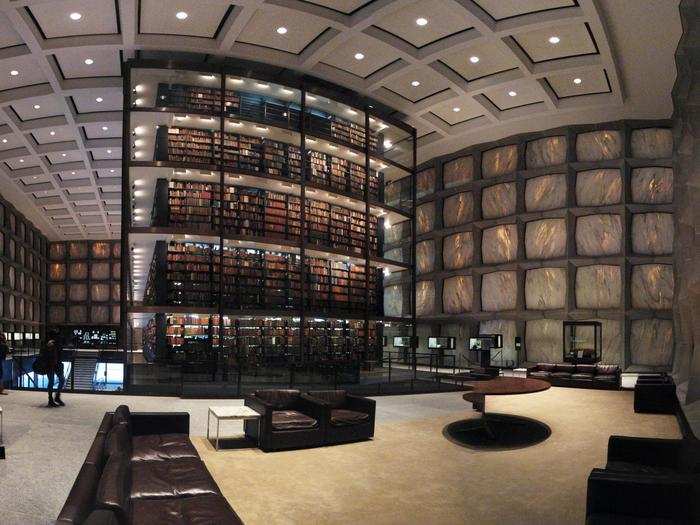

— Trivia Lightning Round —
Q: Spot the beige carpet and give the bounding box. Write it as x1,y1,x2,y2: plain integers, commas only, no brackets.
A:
194,387,681,525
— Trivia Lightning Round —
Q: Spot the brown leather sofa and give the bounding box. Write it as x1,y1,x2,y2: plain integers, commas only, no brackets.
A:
57,405,242,524
303,390,376,445
244,389,324,452
528,363,620,389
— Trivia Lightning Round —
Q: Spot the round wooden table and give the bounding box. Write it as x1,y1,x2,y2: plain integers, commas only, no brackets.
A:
445,377,552,449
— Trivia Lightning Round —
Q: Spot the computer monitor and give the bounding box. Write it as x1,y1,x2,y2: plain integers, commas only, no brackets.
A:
428,337,456,349
468,338,483,351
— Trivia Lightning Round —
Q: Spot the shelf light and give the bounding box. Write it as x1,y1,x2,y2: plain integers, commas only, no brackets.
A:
255,82,270,89
230,78,244,84
256,126,269,132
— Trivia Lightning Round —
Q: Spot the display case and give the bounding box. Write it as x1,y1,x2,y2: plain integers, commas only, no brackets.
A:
563,321,602,364
124,60,421,396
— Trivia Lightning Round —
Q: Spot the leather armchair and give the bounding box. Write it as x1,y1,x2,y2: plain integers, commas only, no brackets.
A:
303,390,376,445
244,389,324,452
585,436,700,524
634,375,678,414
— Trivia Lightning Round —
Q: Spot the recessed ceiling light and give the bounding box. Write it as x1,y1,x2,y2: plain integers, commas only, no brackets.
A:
573,77,582,85
102,126,109,131
107,149,112,154
69,12,82,21
84,58,94,65
508,90,517,97
10,70,18,76
354,52,365,60
1,139,6,144
33,104,41,109
452,107,461,112
61,153,67,157
415,17,428,26
176,11,188,20
411,80,421,87
110,169,115,173
19,159,24,163
276,26,287,35
49,130,56,136
548,36,560,44
469,56,479,64
71,171,76,175
95,97,103,102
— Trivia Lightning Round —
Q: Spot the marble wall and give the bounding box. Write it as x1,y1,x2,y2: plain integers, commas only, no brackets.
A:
416,168,436,199
404,120,674,370
480,319,517,363
630,319,674,367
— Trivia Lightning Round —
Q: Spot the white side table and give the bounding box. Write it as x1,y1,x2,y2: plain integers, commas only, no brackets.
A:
513,368,528,378
207,406,261,450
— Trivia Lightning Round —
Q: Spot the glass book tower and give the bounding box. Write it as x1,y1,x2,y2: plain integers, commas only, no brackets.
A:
122,60,425,396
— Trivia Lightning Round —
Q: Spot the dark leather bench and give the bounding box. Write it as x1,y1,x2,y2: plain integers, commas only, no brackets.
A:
634,375,678,414
528,363,620,389
57,405,242,524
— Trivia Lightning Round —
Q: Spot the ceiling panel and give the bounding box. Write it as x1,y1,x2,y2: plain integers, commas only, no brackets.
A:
32,125,75,144
46,150,83,164
11,95,65,121
302,1,372,14
382,67,452,102
0,54,48,90
321,33,401,78
483,80,545,110
28,0,119,39
139,0,232,38
236,7,329,55
513,23,597,63
6,157,41,170
91,147,121,160
474,0,575,21
83,122,121,139
72,90,123,113
429,97,484,126
0,12,23,48
440,41,520,81
53,48,121,79
547,68,610,98
374,0,473,48
0,133,24,150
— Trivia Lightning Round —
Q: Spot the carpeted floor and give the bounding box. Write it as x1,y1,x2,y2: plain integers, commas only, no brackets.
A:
0,387,680,524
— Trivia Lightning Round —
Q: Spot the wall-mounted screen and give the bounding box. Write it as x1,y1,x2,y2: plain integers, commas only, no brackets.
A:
393,336,412,348
428,337,455,349
480,333,503,349
468,338,483,350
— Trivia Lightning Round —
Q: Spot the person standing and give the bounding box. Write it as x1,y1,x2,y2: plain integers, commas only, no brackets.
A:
0,334,9,395
45,335,65,407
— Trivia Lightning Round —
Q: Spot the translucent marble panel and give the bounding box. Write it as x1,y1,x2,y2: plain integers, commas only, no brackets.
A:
91,283,110,302
525,319,560,363
112,243,121,258
48,284,65,302
481,271,517,311
91,305,110,324
91,241,110,259
68,241,88,259
443,192,473,228
49,243,65,260
416,202,435,235
631,264,674,310
384,284,407,317
525,268,566,310
598,318,623,365
68,283,87,302
479,319,517,363
385,219,411,245
631,167,673,204
526,136,567,168
416,280,435,317
112,306,120,324
383,248,406,264
49,306,65,324
576,169,622,206
442,275,473,314
443,155,474,189
525,219,566,260
112,284,120,302
576,214,622,256
630,319,673,367
91,262,110,280
69,262,88,280
416,168,436,199
482,183,516,219
632,213,674,255
49,263,65,281
112,263,121,280
416,240,435,275
69,305,87,323
443,232,473,270
630,128,673,159
575,130,622,161
482,224,517,264
481,145,518,178
575,265,621,309
525,173,567,211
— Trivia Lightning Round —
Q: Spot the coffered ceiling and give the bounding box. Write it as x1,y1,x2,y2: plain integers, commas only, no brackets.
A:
0,0,681,240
